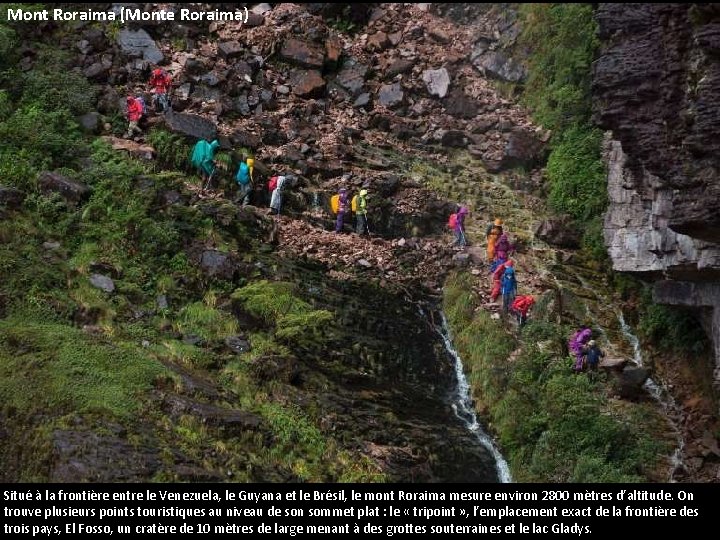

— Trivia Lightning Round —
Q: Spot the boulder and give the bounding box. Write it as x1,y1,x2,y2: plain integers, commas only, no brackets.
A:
291,70,326,98
386,58,415,78
199,249,237,281
83,61,110,80
230,129,261,149
78,111,101,133
472,50,526,83
156,295,169,310
163,395,262,433
324,37,342,70
163,110,217,141
422,68,450,98
225,335,251,354
117,29,164,64
378,83,404,108
533,217,581,248
101,136,155,160
89,274,115,294
217,40,243,60
614,366,650,400
502,129,545,169
38,171,90,203
336,58,368,96
429,27,451,44
0,187,26,209
600,357,629,371
251,3,272,15
245,13,265,27
366,31,390,52
443,89,479,119
280,38,324,69
441,130,468,148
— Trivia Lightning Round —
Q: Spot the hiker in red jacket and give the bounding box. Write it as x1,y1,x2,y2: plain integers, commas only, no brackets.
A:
490,259,512,303
148,68,172,113
125,96,144,139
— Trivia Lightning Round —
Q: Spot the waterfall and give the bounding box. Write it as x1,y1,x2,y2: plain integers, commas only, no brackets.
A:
437,312,513,483
618,313,687,481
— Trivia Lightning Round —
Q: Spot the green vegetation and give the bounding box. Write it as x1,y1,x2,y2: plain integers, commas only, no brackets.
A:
518,3,606,259
444,272,669,482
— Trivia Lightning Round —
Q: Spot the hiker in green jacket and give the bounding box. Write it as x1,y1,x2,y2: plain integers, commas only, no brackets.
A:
355,188,369,235
190,139,220,188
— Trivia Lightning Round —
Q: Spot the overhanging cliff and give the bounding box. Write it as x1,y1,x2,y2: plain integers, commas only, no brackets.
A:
595,4,720,391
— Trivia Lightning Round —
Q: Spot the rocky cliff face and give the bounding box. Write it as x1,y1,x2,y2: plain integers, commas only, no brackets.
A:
595,4,720,392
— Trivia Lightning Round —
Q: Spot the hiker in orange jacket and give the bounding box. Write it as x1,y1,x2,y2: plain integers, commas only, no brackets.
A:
486,218,503,260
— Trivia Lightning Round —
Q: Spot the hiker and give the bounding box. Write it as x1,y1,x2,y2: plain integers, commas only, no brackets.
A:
454,205,469,248
124,95,144,139
500,261,517,315
355,188,369,235
510,295,535,327
235,155,254,206
269,174,288,215
334,188,350,233
584,340,605,379
148,67,172,113
569,327,592,373
495,232,512,261
190,139,220,189
490,259,512,303
486,218,503,261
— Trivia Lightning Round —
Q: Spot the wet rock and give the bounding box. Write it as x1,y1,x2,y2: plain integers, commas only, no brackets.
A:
218,40,243,60
101,136,155,160
336,58,368,96
50,429,162,482
472,50,526,83
386,58,415,78
534,217,581,248
501,129,545,169
422,68,450,98
615,366,650,400
292,70,326,98
280,38,324,69
164,110,217,141
0,187,25,209
117,28,164,64
599,357,628,371
378,83,404,108
89,274,115,294
443,89,479,119
276,84,290,95
452,253,471,266
163,395,262,433
38,171,90,203
225,335,251,354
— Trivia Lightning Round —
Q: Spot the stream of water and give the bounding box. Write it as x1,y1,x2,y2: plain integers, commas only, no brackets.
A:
436,312,513,483
617,313,687,481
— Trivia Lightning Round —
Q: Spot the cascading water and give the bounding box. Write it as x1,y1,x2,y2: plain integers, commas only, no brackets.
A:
618,313,687,481
436,311,513,483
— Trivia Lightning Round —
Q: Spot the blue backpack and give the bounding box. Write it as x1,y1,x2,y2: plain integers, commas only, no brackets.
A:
236,162,250,185
501,267,516,294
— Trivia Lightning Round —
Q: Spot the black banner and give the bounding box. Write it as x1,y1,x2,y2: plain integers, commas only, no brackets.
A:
2,484,716,536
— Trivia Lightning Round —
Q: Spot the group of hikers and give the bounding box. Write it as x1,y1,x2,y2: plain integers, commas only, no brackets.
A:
330,185,370,235
125,66,173,139
569,326,606,378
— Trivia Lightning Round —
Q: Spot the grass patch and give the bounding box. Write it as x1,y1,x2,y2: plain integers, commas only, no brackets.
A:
0,313,166,419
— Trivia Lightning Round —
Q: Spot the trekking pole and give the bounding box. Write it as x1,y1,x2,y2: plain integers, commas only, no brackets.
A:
365,216,372,235
203,167,216,192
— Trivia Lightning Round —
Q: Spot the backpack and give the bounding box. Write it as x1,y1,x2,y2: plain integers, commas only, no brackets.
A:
190,140,209,169
351,195,358,213
447,213,458,229
236,162,250,185
268,176,278,192
136,96,147,116
502,267,516,292
330,194,340,214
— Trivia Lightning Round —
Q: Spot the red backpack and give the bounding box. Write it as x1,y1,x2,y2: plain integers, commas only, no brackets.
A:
268,176,278,192
447,213,458,229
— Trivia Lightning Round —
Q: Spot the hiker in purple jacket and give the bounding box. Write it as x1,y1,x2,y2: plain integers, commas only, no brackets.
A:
569,327,592,373
454,205,469,247
335,188,349,233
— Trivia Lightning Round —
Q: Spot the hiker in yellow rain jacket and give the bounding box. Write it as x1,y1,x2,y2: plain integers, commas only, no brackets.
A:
486,218,503,261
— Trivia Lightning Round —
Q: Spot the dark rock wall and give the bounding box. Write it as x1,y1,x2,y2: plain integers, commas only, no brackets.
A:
595,4,720,395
